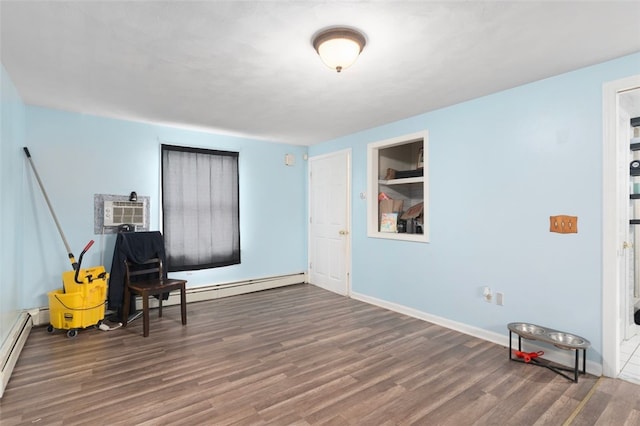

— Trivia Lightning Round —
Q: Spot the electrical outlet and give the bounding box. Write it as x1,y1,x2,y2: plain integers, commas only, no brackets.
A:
483,286,492,303
496,292,504,306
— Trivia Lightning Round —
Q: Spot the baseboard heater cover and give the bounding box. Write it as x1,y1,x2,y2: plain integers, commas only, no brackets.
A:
155,272,307,308
35,272,307,324
1,312,33,398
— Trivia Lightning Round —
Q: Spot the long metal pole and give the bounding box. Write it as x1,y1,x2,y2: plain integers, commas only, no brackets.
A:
23,147,78,270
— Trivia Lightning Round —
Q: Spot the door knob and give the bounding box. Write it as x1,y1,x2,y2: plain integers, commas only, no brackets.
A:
339,230,349,235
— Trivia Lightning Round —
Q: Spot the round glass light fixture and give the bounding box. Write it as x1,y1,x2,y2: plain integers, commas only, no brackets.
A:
313,27,366,73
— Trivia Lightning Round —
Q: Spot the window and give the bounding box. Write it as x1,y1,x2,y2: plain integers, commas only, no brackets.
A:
161,144,240,271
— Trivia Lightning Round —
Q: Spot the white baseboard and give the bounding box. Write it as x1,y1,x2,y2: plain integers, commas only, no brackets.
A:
0,312,33,398
350,290,602,377
35,272,307,326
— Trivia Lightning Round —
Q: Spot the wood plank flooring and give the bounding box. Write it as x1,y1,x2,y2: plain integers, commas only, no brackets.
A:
1,283,639,425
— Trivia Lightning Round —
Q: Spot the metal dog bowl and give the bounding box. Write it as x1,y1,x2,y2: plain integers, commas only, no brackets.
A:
511,323,546,336
546,332,588,349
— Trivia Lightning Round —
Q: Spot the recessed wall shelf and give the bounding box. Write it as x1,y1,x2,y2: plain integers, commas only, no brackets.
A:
367,130,429,242
378,177,424,186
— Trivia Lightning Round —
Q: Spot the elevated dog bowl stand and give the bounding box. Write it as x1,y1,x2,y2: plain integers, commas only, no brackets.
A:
508,322,590,383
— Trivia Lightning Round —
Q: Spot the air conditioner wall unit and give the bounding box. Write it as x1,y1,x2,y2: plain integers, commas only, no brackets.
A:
103,200,146,227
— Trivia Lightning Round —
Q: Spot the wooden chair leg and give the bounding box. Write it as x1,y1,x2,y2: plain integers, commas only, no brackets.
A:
122,286,131,326
158,295,163,318
142,291,150,338
180,285,187,325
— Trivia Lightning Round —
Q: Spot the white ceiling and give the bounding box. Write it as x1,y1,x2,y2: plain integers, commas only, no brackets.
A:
1,1,639,145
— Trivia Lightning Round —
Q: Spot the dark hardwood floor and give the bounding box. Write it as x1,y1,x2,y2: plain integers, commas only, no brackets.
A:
1,284,639,425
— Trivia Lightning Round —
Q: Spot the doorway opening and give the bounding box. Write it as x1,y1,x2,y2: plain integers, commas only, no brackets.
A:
602,75,640,382
307,149,352,296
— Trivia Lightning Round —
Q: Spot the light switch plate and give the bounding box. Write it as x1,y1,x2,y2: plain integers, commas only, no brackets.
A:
285,154,295,166
550,215,578,234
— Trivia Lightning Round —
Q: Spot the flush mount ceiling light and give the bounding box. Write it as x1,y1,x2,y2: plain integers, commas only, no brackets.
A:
313,27,366,73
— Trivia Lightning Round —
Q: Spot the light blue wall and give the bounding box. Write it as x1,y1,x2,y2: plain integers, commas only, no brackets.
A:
0,65,25,346
7,51,640,367
310,52,640,364
22,107,308,308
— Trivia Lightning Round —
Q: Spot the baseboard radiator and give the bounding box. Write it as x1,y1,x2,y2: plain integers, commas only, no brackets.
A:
0,312,33,398
35,272,307,325
142,272,307,309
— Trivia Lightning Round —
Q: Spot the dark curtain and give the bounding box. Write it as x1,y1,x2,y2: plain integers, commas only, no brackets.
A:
161,144,240,272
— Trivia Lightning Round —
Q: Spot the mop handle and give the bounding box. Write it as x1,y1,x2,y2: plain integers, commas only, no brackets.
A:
83,240,94,252
23,147,79,270
74,240,95,283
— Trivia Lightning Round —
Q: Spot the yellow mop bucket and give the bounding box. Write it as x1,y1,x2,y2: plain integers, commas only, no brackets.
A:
47,248,109,338
48,267,108,330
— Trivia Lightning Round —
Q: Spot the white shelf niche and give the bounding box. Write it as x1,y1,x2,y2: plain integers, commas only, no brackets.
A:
367,130,429,242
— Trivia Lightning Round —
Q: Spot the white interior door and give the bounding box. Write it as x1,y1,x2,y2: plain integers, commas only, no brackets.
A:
603,76,640,378
619,103,634,341
308,150,350,295
620,89,640,341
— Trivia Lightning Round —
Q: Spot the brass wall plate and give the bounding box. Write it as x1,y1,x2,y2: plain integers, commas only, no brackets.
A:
550,215,578,234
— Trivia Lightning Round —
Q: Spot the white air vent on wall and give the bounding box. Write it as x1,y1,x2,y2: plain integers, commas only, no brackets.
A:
103,200,146,227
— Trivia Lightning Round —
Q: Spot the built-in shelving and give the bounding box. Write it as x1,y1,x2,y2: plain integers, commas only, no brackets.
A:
367,130,428,242
378,177,424,186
